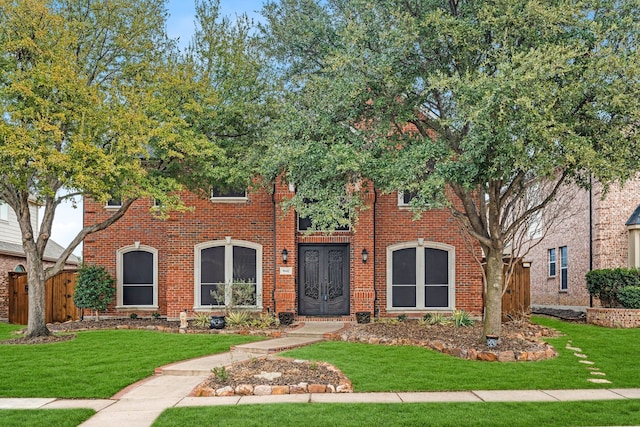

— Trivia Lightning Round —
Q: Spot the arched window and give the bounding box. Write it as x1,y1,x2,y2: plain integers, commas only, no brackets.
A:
194,240,262,309
386,241,455,311
116,245,158,308
14,265,25,272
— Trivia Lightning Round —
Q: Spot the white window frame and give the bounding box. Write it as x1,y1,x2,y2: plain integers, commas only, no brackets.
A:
397,191,417,208
194,239,262,310
210,188,248,203
0,200,8,221
560,246,568,291
548,248,557,277
116,245,159,309
386,241,455,311
106,199,122,209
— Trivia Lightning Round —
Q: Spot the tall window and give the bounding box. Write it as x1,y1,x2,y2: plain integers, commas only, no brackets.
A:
548,248,557,277
117,246,158,307
0,200,8,221
387,242,455,310
195,240,262,309
560,246,568,291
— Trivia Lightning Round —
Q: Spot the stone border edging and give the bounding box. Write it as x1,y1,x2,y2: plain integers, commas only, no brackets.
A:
587,308,640,328
328,333,558,362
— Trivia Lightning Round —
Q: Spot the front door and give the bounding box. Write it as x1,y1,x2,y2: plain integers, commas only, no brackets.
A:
298,244,350,316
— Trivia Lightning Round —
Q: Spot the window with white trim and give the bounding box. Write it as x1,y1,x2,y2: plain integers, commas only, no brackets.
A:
387,241,455,310
210,187,247,202
194,240,262,309
117,245,158,308
397,190,418,207
548,248,557,277
560,246,568,291
0,200,8,221
106,198,122,208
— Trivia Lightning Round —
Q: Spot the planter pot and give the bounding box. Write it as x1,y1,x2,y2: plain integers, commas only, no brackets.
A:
210,315,226,330
278,312,294,326
356,311,371,324
485,334,499,348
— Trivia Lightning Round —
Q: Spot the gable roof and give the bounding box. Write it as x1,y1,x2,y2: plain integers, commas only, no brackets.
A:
0,239,80,265
626,204,640,226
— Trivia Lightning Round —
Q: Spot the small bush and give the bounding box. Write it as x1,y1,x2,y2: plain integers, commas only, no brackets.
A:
151,312,161,319
225,310,252,328
129,313,138,319
193,312,210,328
251,312,277,329
586,268,640,307
73,264,115,320
618,286,640,309
452,309,474,327
424,313,452,326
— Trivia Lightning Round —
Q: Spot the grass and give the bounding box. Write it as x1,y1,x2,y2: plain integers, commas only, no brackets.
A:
154,400,640,427
279,316,640,391
0,409,94,427
0,323,263,398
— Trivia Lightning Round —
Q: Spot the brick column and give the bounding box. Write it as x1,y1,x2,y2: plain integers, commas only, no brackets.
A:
273,184,297,315
352,192,376,316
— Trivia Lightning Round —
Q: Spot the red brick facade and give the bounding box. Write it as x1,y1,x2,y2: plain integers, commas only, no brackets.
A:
83,183,484,320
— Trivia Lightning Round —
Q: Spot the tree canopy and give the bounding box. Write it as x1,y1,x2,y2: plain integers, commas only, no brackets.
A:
0,0,276,337
259,0,640,335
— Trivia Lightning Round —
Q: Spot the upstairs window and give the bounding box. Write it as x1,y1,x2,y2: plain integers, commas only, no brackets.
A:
397,191,418,207
106,198,122,208
560,246,568,291
0,200,8,221
211,187,247,202
548,248,557,277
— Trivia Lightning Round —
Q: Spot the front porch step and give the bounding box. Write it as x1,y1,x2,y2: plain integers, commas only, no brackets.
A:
232,336,323,354
285,321,348,338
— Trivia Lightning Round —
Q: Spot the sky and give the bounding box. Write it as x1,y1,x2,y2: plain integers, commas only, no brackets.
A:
49,0,266,257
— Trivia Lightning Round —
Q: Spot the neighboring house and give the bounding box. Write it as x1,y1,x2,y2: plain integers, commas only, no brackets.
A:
0,199,80,322
83,183,485,320
526,177,640,308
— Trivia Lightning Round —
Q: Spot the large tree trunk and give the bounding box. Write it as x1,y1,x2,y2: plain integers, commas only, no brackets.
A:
25,251,51,338
483,248,503,338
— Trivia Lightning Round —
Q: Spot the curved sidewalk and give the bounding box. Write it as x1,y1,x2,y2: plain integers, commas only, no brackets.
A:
2,322,640,427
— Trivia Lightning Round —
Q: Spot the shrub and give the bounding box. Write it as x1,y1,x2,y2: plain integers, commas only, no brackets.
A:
193,312,211,328
225,310,252,328
452,309,474,327
618,286,640,309
129,312,138,319
73,264,115,320
251,312,277,329
586,268,640,307
423,313,451,326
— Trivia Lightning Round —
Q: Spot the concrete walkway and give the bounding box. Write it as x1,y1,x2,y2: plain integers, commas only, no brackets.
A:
3,321,640,427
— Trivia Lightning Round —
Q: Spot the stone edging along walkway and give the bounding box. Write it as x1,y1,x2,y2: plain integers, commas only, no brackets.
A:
327,333,558,362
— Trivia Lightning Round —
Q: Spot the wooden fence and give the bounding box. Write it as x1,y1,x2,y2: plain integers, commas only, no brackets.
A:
8,271,79,324
501,260,531,321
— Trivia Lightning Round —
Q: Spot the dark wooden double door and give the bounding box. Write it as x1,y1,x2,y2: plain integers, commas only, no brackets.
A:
298,244,350,316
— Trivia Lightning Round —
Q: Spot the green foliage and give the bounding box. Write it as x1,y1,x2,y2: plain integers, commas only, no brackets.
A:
260,0,640,337
618,286,640,309
397,314,407,322
422,313,452,326
0,409,95,427
250,312,278,329
129,313,138,320
585,268,640,307
452,310,474,328
193,312,211,328
151,311,161,319
73,265,115,319
209,280,257,310
211,366,228,382
225,310,252,328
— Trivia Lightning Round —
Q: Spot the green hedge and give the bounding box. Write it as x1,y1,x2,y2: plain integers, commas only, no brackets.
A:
586,268,640,307
618,286,640,309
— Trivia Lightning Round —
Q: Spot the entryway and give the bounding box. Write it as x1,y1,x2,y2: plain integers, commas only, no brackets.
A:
298,244,350,316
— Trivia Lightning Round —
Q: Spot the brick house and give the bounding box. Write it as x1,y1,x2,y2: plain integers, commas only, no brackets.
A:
526,177,640,308
82,182,484,320
0,199,80,322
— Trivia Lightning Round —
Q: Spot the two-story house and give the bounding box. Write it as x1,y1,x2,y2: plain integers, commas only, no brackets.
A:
83,182,485,321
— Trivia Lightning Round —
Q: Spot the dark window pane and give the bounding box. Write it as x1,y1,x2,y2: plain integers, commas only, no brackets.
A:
560,246,568,267
212,187,246,198
201,246,224,284
107,199,121,206
425,285,448,308
392,248,416,285
233,246,257,282
202,283,225,305
424,248,448,285
402,191,418,205
123,285,153,305
298,215,350,231
392,285,416,307
123,251,153,284
561,269,568,290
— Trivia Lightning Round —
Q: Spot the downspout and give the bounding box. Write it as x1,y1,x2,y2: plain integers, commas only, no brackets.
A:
272,183,277,315
373,189,379,318
589,176,593,308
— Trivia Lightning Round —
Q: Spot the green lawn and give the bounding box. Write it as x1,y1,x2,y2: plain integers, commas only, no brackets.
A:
0,409,95,427
0,323,263,398
279,317,640,391
154,400,640,427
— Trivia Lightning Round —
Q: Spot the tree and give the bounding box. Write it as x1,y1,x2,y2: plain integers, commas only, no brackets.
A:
73,265,116,321
0,0,274,338
259,0,640,337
